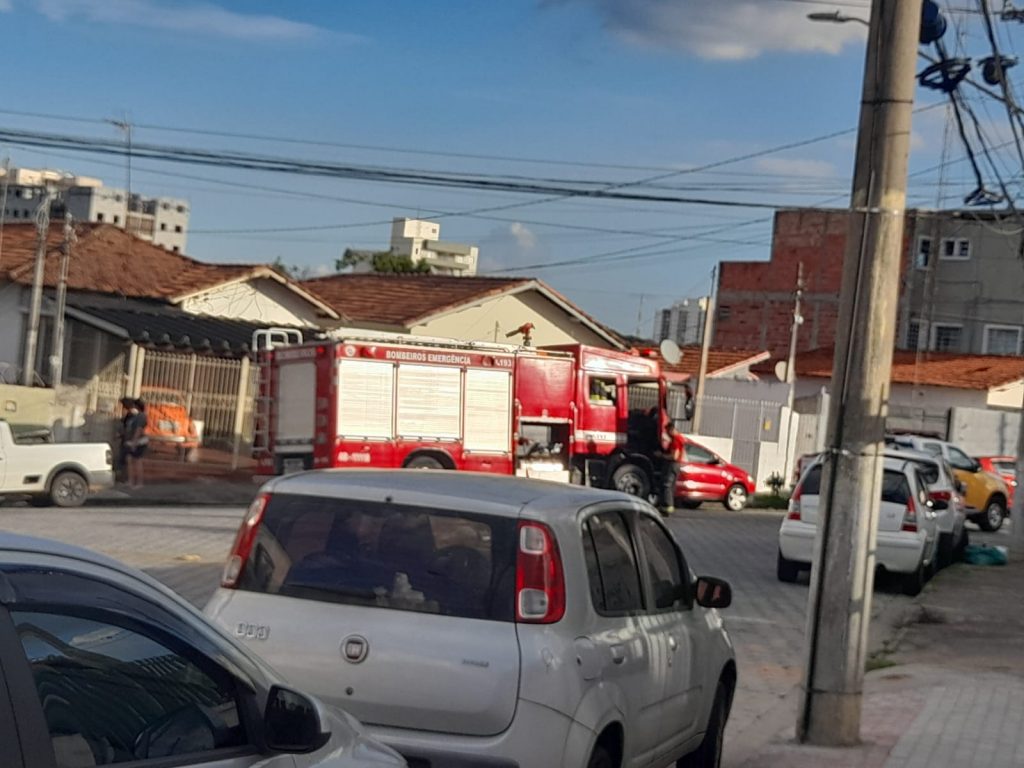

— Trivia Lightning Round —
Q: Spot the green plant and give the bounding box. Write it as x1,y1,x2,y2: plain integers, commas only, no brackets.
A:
766,471,786,497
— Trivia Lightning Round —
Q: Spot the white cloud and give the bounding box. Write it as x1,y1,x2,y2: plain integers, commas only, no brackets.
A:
32,0,324,41
547,0,868,61
754,157,838,178
509,222,537,250
0,1,11,11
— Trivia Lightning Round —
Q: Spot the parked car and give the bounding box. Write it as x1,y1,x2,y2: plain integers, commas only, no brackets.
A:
975,455,1016,506
886,435,1010,531
0,532,406,768
886,448,968,567
141,387,201,459
0,419,113,507
677,439,757,511
778,456,944,595
206,470,737,768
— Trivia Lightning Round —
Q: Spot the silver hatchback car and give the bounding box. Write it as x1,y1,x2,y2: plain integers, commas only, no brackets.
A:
206,470,737,768
0,533,405,768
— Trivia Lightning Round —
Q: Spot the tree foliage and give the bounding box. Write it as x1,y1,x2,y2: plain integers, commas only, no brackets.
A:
337,248,431,274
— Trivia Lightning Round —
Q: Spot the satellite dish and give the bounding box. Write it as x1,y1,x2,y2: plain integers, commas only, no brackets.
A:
774,361,788,382
659,339,682,365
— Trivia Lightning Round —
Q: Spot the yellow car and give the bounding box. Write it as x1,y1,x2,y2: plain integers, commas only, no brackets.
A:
887,435,1010,531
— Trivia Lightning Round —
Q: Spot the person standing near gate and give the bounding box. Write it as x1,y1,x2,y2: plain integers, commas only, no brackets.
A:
125,399,150,488
660,421,685,515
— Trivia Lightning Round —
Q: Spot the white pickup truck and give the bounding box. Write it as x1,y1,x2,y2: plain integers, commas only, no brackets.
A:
0,420,114,507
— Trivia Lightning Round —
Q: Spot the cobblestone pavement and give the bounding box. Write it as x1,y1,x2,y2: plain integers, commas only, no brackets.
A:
4,501,991,767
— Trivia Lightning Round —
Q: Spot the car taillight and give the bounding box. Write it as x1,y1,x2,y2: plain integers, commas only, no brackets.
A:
787,483,803,520
222,493,270,588
515,521,565,624
902,496,918,532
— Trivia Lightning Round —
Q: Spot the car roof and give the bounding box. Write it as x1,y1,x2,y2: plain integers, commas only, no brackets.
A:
806,455,921,474
263,469,641,519
885,448,939,464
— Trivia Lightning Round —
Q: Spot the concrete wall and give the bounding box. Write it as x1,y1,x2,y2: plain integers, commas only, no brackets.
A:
0,384,56,432
0,286,24,376
410,290,614,348
180,278,323,327
901,212,1024,355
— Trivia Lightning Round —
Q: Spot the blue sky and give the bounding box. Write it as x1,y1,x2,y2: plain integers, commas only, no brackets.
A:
0,0,1017,335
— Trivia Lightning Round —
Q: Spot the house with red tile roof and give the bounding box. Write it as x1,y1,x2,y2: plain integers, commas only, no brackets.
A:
301,273,627,350
0,222,338,385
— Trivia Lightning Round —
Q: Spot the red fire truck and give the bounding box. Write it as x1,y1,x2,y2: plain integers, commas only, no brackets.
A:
252,329,678,498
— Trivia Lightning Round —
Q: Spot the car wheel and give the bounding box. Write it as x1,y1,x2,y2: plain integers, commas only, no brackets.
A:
587,745,615,768
978,498,1005,532
680,499,703,510
611,463,650,499
777,550,801,583
937,533,953,570
901,558,927,597
723,483,748,511
405,455,444,470
49,471,88,508
953,527,969,562
678,681,728,768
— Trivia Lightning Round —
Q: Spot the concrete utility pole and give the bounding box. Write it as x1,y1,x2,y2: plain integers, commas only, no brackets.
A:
798,0,923,746
690,266,717,434
22,190,53,387
49,213,74,387
782,262,805,482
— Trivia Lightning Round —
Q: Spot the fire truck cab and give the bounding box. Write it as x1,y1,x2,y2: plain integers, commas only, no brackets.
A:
252,329,673,499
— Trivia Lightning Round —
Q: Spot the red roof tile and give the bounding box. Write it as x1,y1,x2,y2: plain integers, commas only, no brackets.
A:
0,223,258,301
660,346,771,380
302,273,534,325
787,348,1024,390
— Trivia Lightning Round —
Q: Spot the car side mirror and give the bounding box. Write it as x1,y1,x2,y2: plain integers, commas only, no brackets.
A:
695,576,731,609
264,686,330,754
707,456,721,466
956,480,966,494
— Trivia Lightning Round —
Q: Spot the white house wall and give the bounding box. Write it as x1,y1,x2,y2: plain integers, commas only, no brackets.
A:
409,291,612,348
180,278,323,327
0,286,24,378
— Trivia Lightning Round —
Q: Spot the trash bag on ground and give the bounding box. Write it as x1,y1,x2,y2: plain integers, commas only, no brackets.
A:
963,544,1008,566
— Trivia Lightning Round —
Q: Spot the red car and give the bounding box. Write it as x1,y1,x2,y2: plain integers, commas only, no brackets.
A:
976,456,1017,506
676,439,757,511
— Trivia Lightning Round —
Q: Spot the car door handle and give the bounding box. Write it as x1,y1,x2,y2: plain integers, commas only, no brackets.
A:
668,635,678,652
610,644,626,665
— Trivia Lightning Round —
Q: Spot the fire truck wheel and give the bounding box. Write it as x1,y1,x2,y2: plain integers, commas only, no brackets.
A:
405,455,445,470
611,463,650,499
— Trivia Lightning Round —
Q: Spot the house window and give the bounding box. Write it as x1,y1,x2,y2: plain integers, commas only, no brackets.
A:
176,205,186,213
718,305,731,321
940,237,971,260
906,319,927,350
113,215,120,224
172,245,180,253
983,325,1022,356
931,323,963,352
659,310,671,340
915,237,932,269
174,225,183,233
96,213,104,222
160,222,167,231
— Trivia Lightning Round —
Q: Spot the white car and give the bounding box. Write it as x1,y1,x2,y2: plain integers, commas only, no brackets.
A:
0,419,113,506
0,533,405,768
777,456,943,595
206,470,737,768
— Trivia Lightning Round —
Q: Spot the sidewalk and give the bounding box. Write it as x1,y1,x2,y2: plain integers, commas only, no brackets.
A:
91,478,259,506
732,557,1024,767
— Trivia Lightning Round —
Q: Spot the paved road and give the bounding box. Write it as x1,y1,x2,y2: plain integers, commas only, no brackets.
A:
0,502,1008,766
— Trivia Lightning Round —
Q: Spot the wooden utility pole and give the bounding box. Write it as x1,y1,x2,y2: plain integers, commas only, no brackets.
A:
22,191,53,387
690,266,717,434
49,213,74,387
799,0,923,746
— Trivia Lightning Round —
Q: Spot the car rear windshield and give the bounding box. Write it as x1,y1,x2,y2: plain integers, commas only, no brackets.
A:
800,465,910,504
994,460,1017,477
238,494,518,622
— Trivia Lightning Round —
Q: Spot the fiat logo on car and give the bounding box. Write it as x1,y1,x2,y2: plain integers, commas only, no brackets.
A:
341,634,369,664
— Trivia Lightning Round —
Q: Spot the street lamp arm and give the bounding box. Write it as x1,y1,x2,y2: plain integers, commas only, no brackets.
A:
807,11,870,26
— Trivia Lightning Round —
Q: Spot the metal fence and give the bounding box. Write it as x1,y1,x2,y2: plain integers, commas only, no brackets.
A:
138,350,253,448
691,395,783,443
